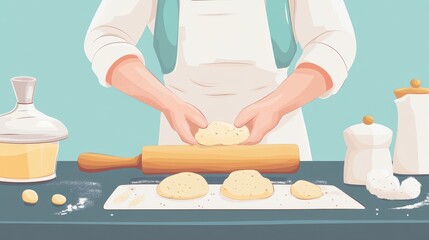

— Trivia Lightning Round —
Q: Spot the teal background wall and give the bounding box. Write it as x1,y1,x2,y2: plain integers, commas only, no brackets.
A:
0,0,428,161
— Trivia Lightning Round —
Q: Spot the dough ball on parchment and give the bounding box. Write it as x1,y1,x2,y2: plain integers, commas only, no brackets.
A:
290,180,324,200
221,170,274,200
157,172,209,200
195,121,250,146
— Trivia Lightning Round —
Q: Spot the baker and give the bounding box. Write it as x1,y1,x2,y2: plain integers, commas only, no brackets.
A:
84,0,356,160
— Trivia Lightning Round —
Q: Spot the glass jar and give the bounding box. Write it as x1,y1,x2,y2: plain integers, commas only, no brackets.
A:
0,76,68,182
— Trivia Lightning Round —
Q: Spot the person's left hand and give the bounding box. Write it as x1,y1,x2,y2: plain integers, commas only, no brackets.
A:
234,99,283,145
234,62,333,145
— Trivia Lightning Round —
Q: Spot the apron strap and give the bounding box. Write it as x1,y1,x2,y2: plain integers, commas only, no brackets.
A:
266,0,297,69
153,0,297,74
153,0,180,74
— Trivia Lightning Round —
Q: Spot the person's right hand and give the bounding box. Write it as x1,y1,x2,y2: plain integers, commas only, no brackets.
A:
163,100,208,145
106,56,208,145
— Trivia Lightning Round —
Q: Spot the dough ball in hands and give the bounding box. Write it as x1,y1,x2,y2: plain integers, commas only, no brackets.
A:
157,172,209,200
221,170,274,200
290,180,324,200
195,121,249,146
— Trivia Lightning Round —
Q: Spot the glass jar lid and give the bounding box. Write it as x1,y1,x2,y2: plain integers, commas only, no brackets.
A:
0,76,68,144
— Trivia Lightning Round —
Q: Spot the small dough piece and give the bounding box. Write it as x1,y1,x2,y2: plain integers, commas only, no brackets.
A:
22,189,38,205
52,194,67,206
157,172,209,200
221,170,274,200
290,180,324,200
195,121,250,146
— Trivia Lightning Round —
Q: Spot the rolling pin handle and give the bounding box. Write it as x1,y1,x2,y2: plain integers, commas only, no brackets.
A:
77,153,141,172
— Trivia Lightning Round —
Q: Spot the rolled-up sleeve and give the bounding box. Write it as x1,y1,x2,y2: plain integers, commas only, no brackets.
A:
84,0,155,87
292,0,356,98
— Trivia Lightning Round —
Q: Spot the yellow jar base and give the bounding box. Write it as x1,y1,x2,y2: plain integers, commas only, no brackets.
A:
0,173,56,183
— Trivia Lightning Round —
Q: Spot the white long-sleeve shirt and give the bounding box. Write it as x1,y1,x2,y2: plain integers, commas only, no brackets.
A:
84,0,356,99
84,0,356,159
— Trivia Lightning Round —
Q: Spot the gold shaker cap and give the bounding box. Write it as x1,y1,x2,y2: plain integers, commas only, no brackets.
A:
394,79,429,99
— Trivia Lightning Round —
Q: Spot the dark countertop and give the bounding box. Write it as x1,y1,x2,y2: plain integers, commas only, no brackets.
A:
1,161,428,240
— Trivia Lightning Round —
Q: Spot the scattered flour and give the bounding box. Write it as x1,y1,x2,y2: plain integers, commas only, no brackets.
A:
391,194,429,210
314,180,328,184
50,181,102,216
51,181,102,198
271,180,326,185
271,180,292,185
56,198,90,216
130,179,160,184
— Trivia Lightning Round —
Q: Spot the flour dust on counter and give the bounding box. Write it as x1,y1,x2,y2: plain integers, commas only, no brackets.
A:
270,180,327,185
130,179,160,184
49,181,102,216
270,180,292,184
56,198,89,216
314,180,328,184
391,193,429,210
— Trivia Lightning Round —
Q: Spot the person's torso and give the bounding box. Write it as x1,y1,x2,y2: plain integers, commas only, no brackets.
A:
165,0,288,103
178,0,277,70
154,0,312,160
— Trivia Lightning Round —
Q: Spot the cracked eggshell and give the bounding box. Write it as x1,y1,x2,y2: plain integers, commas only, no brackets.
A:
366,169,422,200
366,170,400,199
379,179,401,200
366,169,391,195
400,177,421,199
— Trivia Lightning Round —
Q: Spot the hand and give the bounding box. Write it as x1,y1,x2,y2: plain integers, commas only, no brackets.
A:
234,62,333,145
234,100,283,145
163,100,208,145
106,56,208,144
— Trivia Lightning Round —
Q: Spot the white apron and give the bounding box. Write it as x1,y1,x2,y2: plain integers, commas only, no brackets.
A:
158,0,312,160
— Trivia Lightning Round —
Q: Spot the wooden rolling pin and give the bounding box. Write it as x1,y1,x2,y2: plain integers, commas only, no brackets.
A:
78,144,300,174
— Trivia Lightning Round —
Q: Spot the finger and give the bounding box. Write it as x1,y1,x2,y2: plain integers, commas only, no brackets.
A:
169,117,199,145
179,133,198,145
187,108,208,129
241,131,264,145
189,123,201,136
234,108,255,128
177,127,198,145
241,121,271,145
